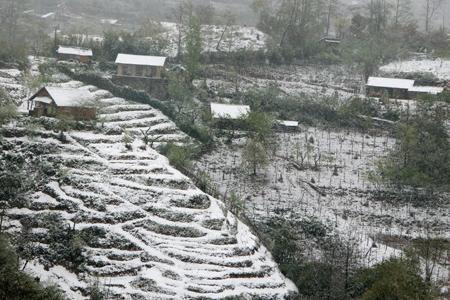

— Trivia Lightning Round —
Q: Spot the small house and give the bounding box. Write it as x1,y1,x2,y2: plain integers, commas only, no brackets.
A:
28,87,96,121
57,46,93,63
115,54,167,79
366,77,414,99
210,103,251,120
319,36,341,47
276,120,299,131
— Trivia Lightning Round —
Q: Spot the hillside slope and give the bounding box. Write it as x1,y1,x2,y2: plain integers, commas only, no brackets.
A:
1,73,296,299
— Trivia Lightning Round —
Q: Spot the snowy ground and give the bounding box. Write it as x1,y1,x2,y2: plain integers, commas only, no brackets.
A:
200,64,363,100
1,67,296,299
194,128,450,283
159,22,267,57
380,58,450,81
0,69,27,102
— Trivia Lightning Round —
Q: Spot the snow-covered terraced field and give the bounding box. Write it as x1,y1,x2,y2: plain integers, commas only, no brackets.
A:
2,74,296,298
381,58,450,81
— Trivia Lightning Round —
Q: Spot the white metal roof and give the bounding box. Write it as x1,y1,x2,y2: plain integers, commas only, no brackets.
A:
367,77,415,90
210,103,250,120
44,87,95,107
277,120,299,127
115,54,167,66
408,86,444,95
57,46,93,57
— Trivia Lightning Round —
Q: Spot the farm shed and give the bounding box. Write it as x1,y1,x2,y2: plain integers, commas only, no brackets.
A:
210,103,250,120
115,54,166,79
319,36,341,46
276,120,299,131
57,46,93,63
28,87,96,121
366,77,414,99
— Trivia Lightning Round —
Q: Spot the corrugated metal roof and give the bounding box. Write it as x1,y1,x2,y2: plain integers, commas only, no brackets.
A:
115,54,167,67
367,77,415,89
57,46,93,57
210,103,250,120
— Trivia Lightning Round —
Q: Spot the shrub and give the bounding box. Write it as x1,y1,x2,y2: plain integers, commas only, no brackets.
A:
0,234,65,300
351,257,434,300
159,143,198,171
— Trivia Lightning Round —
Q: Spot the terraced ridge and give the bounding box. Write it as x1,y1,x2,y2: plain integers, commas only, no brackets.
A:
3,80,296,299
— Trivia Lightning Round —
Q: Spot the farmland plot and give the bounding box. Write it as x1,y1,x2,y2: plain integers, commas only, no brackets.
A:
0,69,297,299
194,128,450,281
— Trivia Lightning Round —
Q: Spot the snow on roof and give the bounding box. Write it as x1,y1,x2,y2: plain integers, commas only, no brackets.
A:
34,96,53,104
57,46,93,57
101,19,118,25
44,87,95,107
115,54,167,66
277,120,299,127
41,12,55,19
367,77,415,90
408,86,444,95
210,103,250,119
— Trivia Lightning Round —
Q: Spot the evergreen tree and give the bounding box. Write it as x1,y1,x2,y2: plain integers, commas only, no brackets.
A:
184,16,202,83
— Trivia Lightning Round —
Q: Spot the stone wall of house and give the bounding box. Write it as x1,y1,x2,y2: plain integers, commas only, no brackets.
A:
112,76,168,99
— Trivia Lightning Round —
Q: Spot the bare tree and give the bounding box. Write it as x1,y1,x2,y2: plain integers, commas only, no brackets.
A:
393,0,413,25
424,0,443,32
172,0,193,60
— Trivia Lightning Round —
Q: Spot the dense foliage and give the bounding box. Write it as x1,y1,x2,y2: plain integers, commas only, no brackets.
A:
376,104,450,190
0,234,65,300
259,218,435,300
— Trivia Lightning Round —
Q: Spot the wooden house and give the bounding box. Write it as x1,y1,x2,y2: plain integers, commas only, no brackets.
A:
57,46,93,63
366,77,414,99
367,77,445,99
115,54,167,79
28,87,96,121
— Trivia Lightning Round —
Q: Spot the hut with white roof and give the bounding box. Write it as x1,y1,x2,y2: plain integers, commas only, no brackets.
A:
115,54,167,79
367,76,445,99
57,45,93,63
210,103,250,120
276,120,299,131
28,87,96,120
366,77,414,99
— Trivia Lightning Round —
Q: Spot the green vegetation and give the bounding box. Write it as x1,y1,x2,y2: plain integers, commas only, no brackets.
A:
238,86,398,130
159,143,199,171
259,217,435,300
354,257,434,300
374,104,450,191
184,16,203,82
0,88,18,125
0,234,65,300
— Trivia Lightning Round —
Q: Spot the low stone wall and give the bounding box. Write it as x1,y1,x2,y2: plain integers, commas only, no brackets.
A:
112,75,168,100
